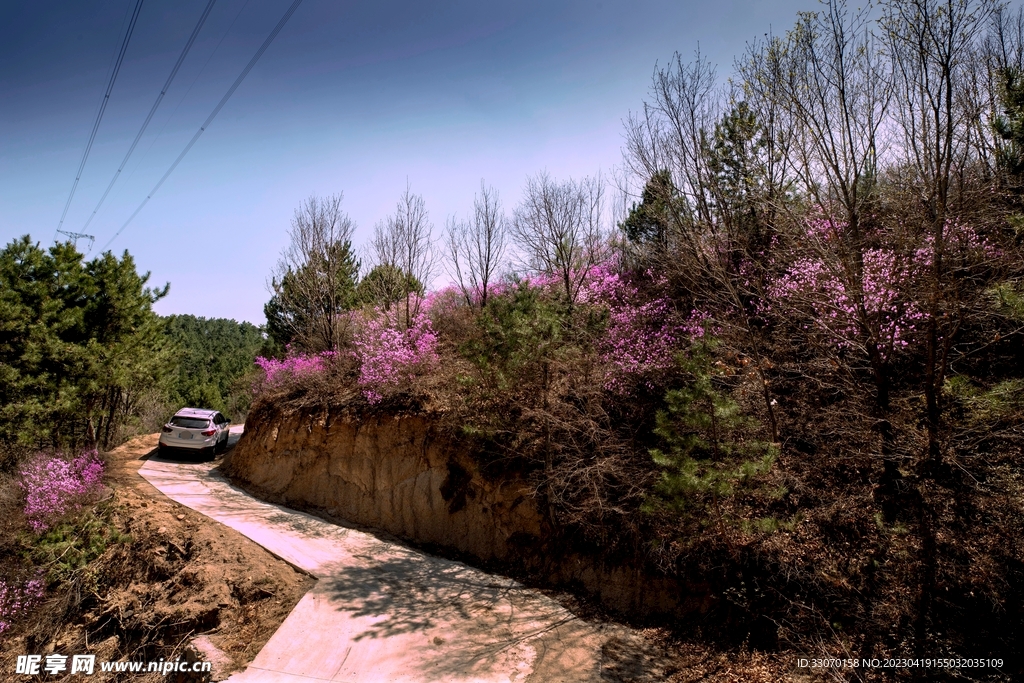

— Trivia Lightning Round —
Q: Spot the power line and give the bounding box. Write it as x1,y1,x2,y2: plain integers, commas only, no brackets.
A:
82,0,219,233
103,0,305,251
109,0,254,211
54,0,145,241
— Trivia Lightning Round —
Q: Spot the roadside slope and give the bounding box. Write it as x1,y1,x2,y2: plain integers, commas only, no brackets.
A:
2,433,314,682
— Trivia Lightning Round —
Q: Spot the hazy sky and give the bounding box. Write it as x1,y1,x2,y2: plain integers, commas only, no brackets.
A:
1,0,817,323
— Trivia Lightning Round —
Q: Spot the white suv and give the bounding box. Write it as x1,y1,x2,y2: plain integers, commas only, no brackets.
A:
158,408,230,460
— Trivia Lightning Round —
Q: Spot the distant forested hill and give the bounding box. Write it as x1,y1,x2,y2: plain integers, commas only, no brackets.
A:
163,315,265,419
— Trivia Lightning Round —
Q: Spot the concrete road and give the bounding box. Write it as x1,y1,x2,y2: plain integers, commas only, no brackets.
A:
139,427,631,682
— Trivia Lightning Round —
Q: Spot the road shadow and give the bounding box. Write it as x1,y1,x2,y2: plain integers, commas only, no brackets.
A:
143,450,214,464
316,551,604,679
139,424,244,464
140,441,241,465
597,635,682,682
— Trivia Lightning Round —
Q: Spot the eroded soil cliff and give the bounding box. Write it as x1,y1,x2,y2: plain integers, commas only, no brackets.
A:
224,403,711,621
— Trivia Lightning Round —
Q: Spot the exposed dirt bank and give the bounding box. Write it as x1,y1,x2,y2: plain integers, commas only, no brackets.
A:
1,434,314,682
223,404,711,622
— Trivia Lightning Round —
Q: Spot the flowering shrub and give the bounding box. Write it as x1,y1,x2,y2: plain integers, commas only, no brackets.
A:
255,351,338,385
805,214,846,242
251,261,702,401
769,248,925,358
19,451,105,533
577,263,684,393
459,261,694,394
0,576,45,635
253,301,440,403
352,303,439,403
446,279,510,308
766,216,934,359
767,216,1003,360
914,219,1003,265
423,286,467,320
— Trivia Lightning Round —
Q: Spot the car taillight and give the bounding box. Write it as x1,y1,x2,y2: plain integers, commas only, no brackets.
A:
201,428,216,436
162,425,173,433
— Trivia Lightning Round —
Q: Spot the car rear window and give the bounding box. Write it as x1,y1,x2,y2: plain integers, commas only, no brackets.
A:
170,417,210,429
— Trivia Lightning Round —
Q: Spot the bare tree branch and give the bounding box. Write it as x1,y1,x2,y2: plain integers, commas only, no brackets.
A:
368,182,436,325
445,181,508,308
511,171,605,312
268,193,358,352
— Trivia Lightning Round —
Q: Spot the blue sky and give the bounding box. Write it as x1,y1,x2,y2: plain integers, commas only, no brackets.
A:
1,0,816,323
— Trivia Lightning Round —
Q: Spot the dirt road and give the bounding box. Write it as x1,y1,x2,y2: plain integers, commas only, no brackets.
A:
140,430,660,682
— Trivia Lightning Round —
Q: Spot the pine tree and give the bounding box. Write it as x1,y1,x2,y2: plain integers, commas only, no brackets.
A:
0,237,172,451
648,340,776,517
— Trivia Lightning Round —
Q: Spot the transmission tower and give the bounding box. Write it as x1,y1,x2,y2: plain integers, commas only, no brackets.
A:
56,230,96,253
